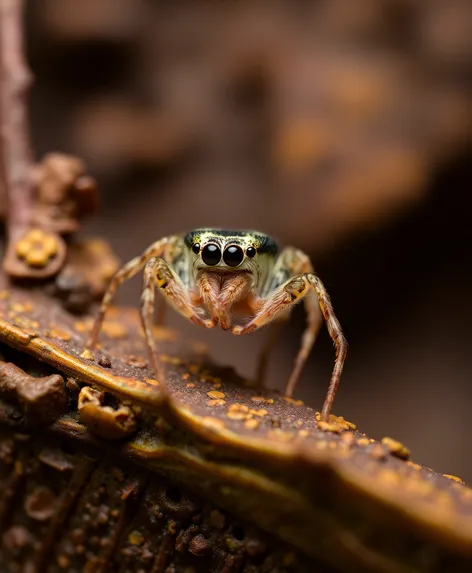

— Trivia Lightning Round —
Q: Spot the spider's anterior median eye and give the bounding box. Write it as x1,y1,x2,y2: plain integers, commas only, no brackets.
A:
192,242,200,254
246,246,256,258
223,245,244,267
202,243,221,266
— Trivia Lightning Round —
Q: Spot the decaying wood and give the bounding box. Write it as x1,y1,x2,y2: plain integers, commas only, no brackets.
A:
0,273,471,573
0,2,471,572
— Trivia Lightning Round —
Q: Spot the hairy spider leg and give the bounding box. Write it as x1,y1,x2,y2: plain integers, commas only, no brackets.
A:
248,247,321,392
87,238,170,349
140,256,212,388
232,247,347,421
147,257,214,329
305,273,347,421
140,257,165,392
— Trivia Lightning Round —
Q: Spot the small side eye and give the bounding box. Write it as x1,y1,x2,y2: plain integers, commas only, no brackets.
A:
192,243,200,254
246,246,256,258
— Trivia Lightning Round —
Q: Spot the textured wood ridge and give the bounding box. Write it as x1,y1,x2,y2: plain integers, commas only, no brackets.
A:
0,275,471,573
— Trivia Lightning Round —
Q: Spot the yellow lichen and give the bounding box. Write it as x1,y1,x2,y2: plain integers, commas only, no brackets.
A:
443,474,464,484
80,349,95,361
381,437,410,460
283,397,304,406
243,419,260,430
207,390,225,400
102,321,127,339
249,408,268,417
202,416,225,430
227,411,247,420
128,530,145,545
317,421,342,433
228,404,249,413
15,228,59,268
207,399,226,407
48,328,71,341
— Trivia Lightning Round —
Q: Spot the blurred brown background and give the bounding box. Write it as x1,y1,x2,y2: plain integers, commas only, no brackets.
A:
25,1,471,480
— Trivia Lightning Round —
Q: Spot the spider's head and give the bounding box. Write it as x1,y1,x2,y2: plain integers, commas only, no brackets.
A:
184,229,278,278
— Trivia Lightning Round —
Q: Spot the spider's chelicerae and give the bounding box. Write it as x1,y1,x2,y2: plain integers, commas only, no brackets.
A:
87,229,347,421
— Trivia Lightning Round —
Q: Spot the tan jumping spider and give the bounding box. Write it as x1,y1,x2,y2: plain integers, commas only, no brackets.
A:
87,229,347,421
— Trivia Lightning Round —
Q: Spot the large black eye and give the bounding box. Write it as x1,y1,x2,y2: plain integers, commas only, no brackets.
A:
246,246,256,258
202,243,221,266
223,245,244,267
192,242,200,254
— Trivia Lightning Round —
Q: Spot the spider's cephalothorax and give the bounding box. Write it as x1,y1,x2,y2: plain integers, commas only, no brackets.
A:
87,229,347,421
184,228,277,281
182,229,278,327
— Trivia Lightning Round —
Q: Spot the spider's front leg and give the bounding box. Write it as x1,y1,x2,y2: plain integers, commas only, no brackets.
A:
140,256,215,386
87,238,169,349
233,251,347,421
145,258,214,330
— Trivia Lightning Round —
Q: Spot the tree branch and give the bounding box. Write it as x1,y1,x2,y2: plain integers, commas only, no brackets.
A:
0,0,34,244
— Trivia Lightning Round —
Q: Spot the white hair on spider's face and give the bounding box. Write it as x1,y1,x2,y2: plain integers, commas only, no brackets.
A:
183,228,278,291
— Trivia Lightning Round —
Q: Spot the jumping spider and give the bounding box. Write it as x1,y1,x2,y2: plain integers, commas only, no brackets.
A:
87,229,347,421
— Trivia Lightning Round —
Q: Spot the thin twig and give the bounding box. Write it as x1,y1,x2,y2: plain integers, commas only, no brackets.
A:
0,0,34,244
0,143,6,219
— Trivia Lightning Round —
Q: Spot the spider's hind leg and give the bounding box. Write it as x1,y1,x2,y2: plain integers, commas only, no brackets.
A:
304,274,347,421
232,247,347,420
234,247,320,389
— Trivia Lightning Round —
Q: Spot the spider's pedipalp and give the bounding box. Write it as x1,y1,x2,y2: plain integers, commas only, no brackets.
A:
196,270,253,330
